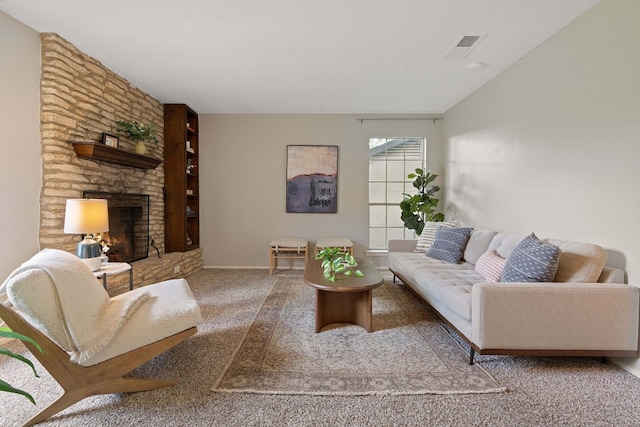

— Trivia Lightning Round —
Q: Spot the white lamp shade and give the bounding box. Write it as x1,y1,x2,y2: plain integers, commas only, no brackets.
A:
64,199,109,234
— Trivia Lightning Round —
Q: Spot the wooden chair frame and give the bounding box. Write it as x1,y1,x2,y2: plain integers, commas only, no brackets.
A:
0,302,196,426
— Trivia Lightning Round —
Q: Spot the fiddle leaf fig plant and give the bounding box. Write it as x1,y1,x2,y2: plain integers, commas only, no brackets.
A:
315,247,364,282
400,168,444,236
0,327,43,404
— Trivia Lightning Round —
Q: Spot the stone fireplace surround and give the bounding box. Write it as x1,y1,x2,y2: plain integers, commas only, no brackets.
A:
39,33,202,294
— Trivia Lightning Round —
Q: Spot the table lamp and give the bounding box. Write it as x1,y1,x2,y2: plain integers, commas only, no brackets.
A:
64,198,109,271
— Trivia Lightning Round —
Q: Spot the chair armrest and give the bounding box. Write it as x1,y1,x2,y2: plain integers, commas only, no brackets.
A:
388,240,417,252
471,282,639,351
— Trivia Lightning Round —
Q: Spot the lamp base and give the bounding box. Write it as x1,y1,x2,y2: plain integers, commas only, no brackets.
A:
76,238,102,272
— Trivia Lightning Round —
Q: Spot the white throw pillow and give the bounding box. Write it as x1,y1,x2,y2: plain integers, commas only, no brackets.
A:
414,221,457,253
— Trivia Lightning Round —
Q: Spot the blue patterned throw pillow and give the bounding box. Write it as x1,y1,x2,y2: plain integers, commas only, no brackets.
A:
425,227,473,264
501,233,560,282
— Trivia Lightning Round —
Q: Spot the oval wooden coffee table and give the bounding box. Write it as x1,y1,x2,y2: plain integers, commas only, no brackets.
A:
303,258,383,332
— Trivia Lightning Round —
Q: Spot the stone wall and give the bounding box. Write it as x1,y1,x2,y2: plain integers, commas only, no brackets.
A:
39,33,202,292
103,249,203,295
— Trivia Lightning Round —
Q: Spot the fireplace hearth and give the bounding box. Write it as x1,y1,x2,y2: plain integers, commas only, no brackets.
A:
83,191,150,263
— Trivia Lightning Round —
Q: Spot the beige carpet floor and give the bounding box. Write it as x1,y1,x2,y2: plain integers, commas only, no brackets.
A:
214,275,503,395
2,268,640,426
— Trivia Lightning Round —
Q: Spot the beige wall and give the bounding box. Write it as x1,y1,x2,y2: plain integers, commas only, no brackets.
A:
442,0,640,372
199,114,443,268
0,11,41,280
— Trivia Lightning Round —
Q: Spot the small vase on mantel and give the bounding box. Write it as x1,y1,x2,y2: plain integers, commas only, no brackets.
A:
134,140,146,155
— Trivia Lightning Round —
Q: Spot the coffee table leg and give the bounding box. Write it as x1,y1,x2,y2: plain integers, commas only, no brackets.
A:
315,289,373,332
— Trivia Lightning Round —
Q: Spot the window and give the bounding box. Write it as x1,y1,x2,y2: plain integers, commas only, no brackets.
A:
368,137,425,250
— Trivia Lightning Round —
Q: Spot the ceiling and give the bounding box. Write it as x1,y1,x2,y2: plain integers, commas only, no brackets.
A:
1,0,601,114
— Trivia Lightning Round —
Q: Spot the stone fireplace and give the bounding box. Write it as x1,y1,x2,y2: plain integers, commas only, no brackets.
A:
37,33,203,294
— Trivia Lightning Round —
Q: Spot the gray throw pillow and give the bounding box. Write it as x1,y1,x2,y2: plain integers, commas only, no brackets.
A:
501,233,560,282
425,227,473,264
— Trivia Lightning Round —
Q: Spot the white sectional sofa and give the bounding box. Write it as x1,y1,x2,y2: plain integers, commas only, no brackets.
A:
389,228,640,364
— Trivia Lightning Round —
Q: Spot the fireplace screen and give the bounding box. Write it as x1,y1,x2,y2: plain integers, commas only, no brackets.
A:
83,192,150,263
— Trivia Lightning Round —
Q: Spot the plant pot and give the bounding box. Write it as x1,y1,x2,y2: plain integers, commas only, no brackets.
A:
134,141,146,155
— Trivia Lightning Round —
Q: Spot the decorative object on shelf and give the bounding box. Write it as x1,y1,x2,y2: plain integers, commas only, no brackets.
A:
286,145,338,214
0,327,43,404
314,247,364,282
400,168,445,236
101,132,119,148
134,141,146,155
63,198,109,272
186,158,196,174
115,120,158,155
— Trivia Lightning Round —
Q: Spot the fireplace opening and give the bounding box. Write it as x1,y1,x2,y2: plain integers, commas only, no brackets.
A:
83,191,150,263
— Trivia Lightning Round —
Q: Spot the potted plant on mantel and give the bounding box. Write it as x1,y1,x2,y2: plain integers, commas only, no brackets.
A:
399,168,445,236
115,120,158,155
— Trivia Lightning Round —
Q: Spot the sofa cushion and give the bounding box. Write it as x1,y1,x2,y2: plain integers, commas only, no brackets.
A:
389,252,472,281
414,268,485,321
414,221,456,253
474,249,507,282
487,233,526,259
425,227,473,264
501,233,560,282
544,238,607,283
464,228,498,264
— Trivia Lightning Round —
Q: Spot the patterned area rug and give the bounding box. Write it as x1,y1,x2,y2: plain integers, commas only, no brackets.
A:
213,275,504,395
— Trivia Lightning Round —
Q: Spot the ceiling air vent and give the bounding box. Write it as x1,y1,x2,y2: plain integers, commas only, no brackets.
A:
444,34,485,59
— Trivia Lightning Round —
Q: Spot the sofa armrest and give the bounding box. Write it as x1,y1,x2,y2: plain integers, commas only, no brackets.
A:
471,282,639,351
388,240,417,253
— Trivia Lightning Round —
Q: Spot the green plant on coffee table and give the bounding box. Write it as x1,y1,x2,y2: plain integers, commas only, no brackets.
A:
315,247,364,282
0,327,43,404
115,120,158,144
399,168,445,236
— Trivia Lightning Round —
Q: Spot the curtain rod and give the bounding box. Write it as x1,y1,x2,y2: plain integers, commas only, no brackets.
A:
357,117,442,124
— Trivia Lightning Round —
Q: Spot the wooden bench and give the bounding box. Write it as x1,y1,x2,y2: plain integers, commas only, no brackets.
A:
269,237,309,275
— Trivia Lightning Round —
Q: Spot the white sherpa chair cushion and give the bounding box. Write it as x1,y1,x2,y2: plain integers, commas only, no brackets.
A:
1,248,202,366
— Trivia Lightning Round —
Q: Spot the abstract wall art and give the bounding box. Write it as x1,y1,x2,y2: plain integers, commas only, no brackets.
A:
286,145,338,213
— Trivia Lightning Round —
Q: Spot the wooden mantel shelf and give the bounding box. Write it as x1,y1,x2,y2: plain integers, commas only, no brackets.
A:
72,142,162,169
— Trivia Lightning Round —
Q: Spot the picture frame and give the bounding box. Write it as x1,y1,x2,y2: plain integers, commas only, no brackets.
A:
101,132,119,148
286,145,338,213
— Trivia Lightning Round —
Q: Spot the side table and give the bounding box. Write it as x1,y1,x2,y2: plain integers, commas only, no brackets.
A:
93,262,133,291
